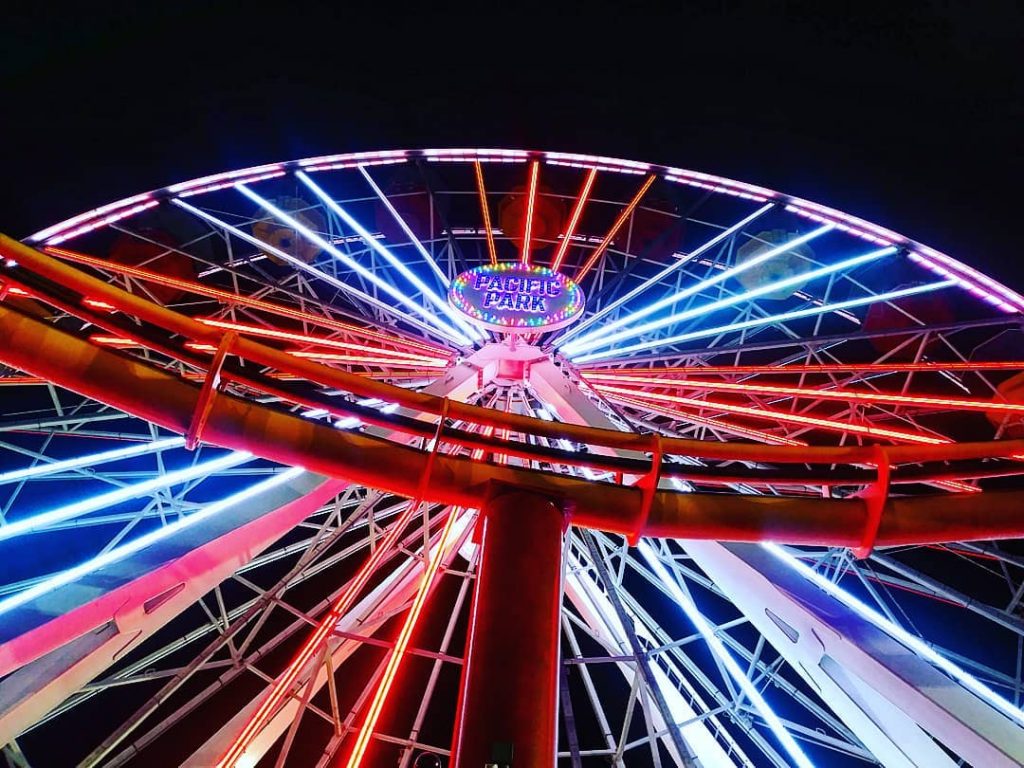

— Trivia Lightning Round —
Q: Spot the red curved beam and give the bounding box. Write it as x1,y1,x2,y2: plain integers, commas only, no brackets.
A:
6,234,1024,470
4,301,1024,547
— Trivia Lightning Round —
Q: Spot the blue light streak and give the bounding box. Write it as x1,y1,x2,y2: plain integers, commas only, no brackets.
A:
0,451,251,541
762,543,1024,728
234,184,472,346
553,203,775,347
564,246,896,357
572,279,955,364
560,224,833,353
0,467,304,618
298,171,483,342
0,437,185,486
638,540,816,768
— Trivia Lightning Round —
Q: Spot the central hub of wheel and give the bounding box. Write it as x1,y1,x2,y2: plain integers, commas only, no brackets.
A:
448,262,585,334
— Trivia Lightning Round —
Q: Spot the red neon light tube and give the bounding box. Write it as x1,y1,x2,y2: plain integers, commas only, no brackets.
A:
551,167,598,273
197,318,449,364
45,246,452,358
612,392,805,446
345,507,466,766
595,384,947,445
574,173,656,282
474,161,499,266
216,500,427,766
609,391,978,493
585,373,1024,414
580,361,1024,375
521,161,540,266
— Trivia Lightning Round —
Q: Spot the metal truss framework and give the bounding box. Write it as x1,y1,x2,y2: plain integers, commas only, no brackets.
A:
0,149,1023,767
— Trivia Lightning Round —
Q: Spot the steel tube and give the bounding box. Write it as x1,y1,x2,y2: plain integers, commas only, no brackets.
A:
450,486,564,767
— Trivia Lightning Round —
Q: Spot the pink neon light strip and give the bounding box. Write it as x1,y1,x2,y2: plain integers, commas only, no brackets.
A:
596,384,947,445
585,373,1024,414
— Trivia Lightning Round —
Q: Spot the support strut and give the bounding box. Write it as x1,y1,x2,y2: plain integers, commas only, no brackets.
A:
450,486,565,767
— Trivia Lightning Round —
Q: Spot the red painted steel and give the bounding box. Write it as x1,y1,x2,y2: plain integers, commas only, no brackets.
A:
451,487,564,767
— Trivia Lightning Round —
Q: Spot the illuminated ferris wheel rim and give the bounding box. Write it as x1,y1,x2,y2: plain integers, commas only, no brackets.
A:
23,146,1024,316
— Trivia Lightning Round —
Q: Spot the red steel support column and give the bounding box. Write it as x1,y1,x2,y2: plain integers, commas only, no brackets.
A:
451,485,565,767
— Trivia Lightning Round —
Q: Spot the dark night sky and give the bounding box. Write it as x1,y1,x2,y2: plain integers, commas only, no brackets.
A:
3,2,1022,294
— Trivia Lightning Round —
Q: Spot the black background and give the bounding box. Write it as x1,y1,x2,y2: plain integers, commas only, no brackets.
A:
2,2,1022,291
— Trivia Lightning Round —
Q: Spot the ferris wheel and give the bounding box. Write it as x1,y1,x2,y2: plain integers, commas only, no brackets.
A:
1,147,1024,767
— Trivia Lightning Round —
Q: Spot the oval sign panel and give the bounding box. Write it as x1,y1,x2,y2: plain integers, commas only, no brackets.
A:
449,263,586,334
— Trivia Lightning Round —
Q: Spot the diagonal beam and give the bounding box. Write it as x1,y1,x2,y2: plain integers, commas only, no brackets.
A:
473,161,498,266
572,279,956,363
172,199,462,346
554,202,773,347
551,168,598,273
573,174,656,283
563,239,886,356
358,165,450,286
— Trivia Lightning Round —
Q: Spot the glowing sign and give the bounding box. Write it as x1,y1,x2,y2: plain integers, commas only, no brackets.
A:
448,263,585,333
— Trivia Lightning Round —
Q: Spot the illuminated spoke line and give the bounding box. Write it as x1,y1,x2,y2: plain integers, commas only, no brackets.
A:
572,280,956,363
520,160,540,266
359,166,450,286
217,495,438,767
88,333,450,370
616,541,853,762
195,318,451,365
565,538,752,765
554,203,775,348
287,352,449,370
345,506,469,767
173,199,461,347
238,181,472,346
0,467,303,619
296,171,482,343
0,451,252,542
562,225,846,356
582,361,1024,376
610,390,978,493
611,391,806,446
550,167,598,273
573,174,657,283
586,373,1024,414
46,246,454,358
638,541,816,768
473,161,499,266
0,436,185,486
596,384,948,445
763,543,1024,728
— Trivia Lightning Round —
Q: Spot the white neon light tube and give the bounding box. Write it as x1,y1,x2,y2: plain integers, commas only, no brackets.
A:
565,246,896,356
0,437,186,486
0,467,303,617
572,280,955,363
0,451,251,541
560,224,834,353
234,184,471,346
554,203,775,347
358,166,450,286
638,540,816,768
763,543,1024,728
299,171,481,342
